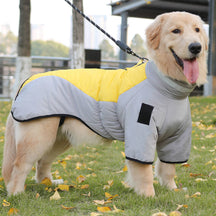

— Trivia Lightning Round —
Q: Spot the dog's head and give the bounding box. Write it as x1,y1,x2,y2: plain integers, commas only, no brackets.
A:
146,12,208,86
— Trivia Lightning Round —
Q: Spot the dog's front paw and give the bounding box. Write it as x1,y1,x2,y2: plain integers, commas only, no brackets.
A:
158,177,177,190
135,185,155,197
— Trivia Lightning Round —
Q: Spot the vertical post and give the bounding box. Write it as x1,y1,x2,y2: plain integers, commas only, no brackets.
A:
12,0,32,98
204,0,216,96
71,0,84,69
119,11,128,68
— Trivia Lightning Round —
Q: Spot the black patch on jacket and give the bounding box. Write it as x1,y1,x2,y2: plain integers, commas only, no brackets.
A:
137,103,154,125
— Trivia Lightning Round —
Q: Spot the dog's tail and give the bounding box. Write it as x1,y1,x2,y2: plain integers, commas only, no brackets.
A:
2,113,16,185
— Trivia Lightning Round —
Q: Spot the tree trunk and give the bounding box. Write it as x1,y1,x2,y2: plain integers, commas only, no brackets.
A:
12,0,32,98
71,0,85,69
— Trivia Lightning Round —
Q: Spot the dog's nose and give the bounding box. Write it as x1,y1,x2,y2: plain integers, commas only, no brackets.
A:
188,42,202,55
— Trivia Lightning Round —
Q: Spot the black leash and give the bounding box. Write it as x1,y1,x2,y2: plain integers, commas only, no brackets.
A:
64,0,148,61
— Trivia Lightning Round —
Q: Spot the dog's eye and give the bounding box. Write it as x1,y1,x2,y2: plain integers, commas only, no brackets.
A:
195,27,200,32
172,29,181,34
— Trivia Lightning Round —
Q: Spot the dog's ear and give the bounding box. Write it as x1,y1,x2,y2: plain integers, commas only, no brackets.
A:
146,15,165,50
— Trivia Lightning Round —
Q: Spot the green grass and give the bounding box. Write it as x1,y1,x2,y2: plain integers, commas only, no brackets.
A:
0,97,216,216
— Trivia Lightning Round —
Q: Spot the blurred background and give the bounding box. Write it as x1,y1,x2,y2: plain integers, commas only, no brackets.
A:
0,0,215,99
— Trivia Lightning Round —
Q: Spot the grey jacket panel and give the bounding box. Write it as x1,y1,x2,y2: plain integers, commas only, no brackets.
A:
11,61,195,164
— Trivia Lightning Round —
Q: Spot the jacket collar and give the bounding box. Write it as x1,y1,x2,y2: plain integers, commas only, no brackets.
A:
146,61,196,99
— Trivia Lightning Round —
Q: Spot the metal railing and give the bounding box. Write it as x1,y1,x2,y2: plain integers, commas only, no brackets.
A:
0,55,137,99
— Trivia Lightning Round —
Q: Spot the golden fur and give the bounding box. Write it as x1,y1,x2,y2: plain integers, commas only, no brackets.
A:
2,12,208,196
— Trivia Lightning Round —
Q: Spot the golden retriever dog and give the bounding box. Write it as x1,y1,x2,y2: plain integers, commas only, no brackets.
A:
2,12,208,197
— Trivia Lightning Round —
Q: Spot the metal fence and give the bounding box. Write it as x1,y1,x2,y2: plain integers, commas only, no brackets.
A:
0,55,203,100
0,55,137,100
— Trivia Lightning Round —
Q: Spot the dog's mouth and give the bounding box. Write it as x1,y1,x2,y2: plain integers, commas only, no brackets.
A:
170,48,199,84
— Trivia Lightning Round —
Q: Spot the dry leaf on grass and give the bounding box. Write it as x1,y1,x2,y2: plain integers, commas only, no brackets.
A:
189,173,202,177
181,163,191,167
121,151,125,157
93,200,111,205
105,192,118,200
50,190,61,201
103,180,114,190
36,193,40,199
2,199,10,207
58,160,67,169
90,213,102,216
195,178,207,182
169,211,182,216
122,165,128,172
121,181,130,188
186,191,201,198
113,205,124,213
41,177,52,186
80,184,89,189
97,206,112,213
76,175,86,183
176,204,188,211
57,184,70,191
82,192,91,197
7,208,19,215
152,212,167,216
61,205,75,210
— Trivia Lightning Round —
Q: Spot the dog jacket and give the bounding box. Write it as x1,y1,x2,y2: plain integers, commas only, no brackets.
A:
11,61,195,164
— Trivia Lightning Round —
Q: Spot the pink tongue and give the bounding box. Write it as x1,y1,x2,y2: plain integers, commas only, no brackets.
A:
183,59,199,84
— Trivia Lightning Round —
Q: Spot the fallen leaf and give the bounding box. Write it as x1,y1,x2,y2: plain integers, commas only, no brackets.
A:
121,151,125,157
152,212,167,216
190,191,201,198
61,205,75,210
41,177,52,186
108,180,114,186
90,213,102,216
64,155,73,160
7,208,19,215
195,178,207,182
105,192,112,198
169,211,182,216
58,160,67,169
190,173,202,177
50,190,61,201
76,175,86,183
94,200,106,205
181,163,191,167
105,192,118,200
80,184,89,189
97,206,112,213
103,180,114,190
122,165,128,172
82,192,91,197
0,177,3,182
103,185,110,190
93,199,112,205
121,181,130,188
58,184,70,191
2,199,10,207
176,204,188,211
36,193,40,199
113,205,124,213
205,160,213,165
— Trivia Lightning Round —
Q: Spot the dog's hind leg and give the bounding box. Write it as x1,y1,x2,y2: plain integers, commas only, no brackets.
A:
2,114,16,185
6,117,59,195
35,132,71,183
155,158,177,190
126,160,155,197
